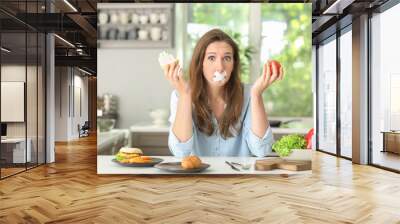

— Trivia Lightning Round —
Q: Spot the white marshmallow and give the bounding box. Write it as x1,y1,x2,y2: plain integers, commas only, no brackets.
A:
158,51,176,67
159,51,183,77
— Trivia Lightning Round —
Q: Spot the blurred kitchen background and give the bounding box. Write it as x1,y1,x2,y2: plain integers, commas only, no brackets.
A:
97,3,313,156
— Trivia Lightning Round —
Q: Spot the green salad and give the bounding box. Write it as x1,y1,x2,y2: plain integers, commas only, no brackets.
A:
272,134,307,157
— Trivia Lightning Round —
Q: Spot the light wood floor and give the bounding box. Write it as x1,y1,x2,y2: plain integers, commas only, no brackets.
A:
0,134,400,223
1,163,45,178
1,167,25,177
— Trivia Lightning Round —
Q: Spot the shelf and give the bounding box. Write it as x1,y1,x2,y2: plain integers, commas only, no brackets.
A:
98,23,168,28
97,3,174,49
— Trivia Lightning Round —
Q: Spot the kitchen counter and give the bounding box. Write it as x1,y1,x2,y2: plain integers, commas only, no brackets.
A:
97,129,129,155
97,156,311,175
127,125,309,156
129,125,308,135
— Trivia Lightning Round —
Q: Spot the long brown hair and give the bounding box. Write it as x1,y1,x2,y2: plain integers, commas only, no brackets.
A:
189,29,243,139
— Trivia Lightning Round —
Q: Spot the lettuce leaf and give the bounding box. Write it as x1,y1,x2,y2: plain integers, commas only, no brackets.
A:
115,153,124,161
272,134,306,157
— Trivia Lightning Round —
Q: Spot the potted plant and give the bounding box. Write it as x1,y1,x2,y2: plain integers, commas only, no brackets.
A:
272,129,313,161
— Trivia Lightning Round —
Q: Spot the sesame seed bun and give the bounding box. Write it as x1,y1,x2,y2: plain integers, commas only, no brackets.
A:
119,147,143,154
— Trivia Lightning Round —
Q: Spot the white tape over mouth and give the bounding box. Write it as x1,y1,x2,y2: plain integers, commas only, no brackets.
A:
212,71,226,82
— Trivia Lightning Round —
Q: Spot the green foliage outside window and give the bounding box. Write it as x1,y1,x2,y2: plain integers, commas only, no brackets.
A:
187,3,312,117
261,4,312,117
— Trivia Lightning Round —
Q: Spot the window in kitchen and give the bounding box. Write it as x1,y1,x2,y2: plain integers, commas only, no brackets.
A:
339,27,352,158
186,3,313,131
317,36,337,155
370,3,400,171
260,4,312,122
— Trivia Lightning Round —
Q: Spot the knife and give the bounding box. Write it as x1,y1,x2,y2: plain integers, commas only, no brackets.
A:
225,161,240,171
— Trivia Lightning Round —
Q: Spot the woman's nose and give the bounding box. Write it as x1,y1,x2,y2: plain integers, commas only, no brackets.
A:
215,58,224,71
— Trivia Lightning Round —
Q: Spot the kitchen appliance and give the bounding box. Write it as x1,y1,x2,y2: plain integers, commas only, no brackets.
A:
269,119,301,127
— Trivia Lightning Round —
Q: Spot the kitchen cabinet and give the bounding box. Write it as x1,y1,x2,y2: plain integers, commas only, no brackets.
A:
98,129,129,155
129,125,170,156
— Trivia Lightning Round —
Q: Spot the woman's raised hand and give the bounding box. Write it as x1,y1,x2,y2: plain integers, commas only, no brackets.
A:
251,60,284,97
162,60,191,96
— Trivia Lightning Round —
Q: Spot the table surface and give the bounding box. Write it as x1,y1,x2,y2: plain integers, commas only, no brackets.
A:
97,156,312,175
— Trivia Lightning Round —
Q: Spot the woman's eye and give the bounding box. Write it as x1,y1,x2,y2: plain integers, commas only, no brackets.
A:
224,56,232,62
208,56,215,61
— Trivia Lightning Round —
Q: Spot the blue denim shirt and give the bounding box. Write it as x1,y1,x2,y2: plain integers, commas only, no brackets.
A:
168,84,274,158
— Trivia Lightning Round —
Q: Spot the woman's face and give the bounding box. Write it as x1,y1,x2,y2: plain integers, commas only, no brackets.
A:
202,41,234,87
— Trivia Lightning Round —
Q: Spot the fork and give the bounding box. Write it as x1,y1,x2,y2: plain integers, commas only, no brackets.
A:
225,161,240,171
230,162,251,170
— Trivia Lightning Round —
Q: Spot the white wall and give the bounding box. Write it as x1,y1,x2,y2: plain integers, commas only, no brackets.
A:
97,4,188,129
1,66,27,142
1,64,46,163
55,67,68,141
98,48,175,129
72,73,89,137
55,67,89,141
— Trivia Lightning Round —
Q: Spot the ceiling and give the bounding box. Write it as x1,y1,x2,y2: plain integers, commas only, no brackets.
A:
312,0,390,44
0,0,97,75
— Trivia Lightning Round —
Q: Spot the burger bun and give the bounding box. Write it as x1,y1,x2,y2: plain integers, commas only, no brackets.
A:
119,147,143,154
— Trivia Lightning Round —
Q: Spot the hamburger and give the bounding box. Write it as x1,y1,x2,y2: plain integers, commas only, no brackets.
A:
115,148,143,162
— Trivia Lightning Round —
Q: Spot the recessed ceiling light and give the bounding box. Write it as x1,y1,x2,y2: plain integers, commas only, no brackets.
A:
63,0,78,12
78,67,92,76
54,34,75,48
1,47,11,53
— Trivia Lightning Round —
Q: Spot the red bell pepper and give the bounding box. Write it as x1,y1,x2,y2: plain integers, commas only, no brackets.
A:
305,128,314,149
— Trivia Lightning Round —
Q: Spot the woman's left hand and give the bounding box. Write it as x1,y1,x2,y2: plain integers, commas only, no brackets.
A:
251,60,284,97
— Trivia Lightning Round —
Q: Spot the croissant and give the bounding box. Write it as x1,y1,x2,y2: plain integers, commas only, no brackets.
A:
181,155,202,169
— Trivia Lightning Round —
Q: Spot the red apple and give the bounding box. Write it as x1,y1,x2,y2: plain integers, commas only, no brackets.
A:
269,60,281,73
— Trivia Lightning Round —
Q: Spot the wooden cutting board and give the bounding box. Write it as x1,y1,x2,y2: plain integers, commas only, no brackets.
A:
255,158,311,171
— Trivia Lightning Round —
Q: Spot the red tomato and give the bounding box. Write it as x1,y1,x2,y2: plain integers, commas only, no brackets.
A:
269,60,281,73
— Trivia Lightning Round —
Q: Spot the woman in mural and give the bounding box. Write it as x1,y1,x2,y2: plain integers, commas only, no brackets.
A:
161,29,284,157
